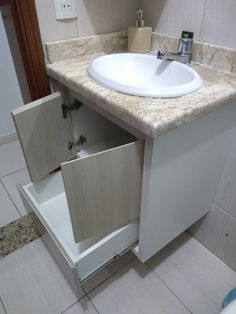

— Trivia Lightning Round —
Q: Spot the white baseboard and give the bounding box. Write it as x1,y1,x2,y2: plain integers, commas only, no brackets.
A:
0,132,18,145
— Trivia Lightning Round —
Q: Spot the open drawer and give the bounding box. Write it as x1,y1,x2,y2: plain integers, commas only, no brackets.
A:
12,91,143,282
18,172,139,282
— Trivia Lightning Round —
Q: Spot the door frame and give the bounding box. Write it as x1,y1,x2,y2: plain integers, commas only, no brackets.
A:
0,0,51,100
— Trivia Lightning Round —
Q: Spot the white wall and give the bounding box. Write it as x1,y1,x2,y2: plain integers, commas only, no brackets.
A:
142,0,236,49
0,12,23,141
1,5,31,104
35,0,236,49
35,0,138,42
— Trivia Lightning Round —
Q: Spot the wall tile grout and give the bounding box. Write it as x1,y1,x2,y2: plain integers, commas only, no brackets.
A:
198,0,207,41
187,230,236,273
0,296,7,314
213,202,236,222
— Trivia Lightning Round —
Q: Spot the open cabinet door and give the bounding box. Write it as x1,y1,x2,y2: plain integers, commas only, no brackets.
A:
61,141,143,243
12,92,76,182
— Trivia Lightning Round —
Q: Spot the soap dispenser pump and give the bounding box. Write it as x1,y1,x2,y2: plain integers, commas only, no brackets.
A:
135,9,144,27
128,10,152,53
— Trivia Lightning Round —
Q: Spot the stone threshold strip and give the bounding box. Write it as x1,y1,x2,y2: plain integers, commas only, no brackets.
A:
0,214,41,260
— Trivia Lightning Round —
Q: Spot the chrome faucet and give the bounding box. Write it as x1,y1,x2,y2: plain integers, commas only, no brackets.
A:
157,32,194,64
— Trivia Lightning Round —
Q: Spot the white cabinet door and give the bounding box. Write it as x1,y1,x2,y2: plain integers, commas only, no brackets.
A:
61,141,143,242
12,92,76,182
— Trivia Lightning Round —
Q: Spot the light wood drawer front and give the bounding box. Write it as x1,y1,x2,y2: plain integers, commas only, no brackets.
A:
61,140,144,243
18,181,138,282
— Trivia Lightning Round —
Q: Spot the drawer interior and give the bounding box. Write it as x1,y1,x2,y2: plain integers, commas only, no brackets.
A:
25,172,99,264
26,170,139,265
21,170,139,281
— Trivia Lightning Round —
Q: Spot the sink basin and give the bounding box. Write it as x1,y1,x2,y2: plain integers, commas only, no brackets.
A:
89,53,203,98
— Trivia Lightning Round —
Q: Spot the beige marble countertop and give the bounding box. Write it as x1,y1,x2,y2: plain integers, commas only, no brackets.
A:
46,53,236,138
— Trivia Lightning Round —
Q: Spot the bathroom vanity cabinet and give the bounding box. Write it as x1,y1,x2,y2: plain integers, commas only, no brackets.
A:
12,88,236,289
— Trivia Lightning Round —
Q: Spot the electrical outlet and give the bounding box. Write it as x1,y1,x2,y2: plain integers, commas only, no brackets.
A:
54,0,77,20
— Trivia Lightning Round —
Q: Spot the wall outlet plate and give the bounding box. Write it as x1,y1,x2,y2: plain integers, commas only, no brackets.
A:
54,0,77,20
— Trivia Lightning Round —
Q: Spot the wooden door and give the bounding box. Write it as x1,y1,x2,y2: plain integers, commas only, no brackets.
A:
12,92,76,182
61,141,143,242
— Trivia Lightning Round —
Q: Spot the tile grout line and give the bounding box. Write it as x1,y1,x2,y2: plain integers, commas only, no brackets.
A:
213,202,236,222
0,296,7,314
87,294,100,314
60,298,80,314
145,262,193,314
60,296,100,314
0,178,22,218
0,166,27,180
187,230,236,273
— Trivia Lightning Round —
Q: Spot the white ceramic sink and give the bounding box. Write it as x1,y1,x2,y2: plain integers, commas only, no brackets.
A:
89,53,203,98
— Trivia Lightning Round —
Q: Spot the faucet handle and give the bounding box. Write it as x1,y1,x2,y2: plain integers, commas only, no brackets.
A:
178,31,194,54
178,38,193,54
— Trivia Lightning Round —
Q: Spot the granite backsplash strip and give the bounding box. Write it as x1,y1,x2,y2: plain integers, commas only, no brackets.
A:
151,33,236,73
45,31,128,64
45,31,236,73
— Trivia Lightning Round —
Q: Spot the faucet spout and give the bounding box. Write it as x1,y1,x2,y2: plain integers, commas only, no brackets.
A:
157,34,193,64
157,50,191,64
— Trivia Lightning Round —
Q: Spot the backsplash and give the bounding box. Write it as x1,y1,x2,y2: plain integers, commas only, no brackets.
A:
46,31,236,74
45,31,128,64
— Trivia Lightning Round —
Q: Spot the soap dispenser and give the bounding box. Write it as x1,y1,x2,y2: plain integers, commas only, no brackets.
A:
128,10,152,53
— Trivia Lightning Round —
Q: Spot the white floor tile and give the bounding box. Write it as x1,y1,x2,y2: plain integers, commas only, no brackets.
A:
62,297,97,314
0,238,83,314
0,140,26,177
147,232,236,314
0,182,20,227
89,258,190,314
1,168,31,216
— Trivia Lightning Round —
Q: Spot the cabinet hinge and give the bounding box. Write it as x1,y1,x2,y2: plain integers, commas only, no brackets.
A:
68,135,87,151
62,99,83,119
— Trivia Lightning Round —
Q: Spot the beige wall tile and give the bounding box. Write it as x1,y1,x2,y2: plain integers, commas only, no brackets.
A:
143,0,236,49
189,204,228,252
142,0,168,34
76,0,138,37
214,139,236,218
200,0,236,49
215,214,236,271
199,0,224,46
143,0,205,40
35,0,78,43
35,0,138,43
